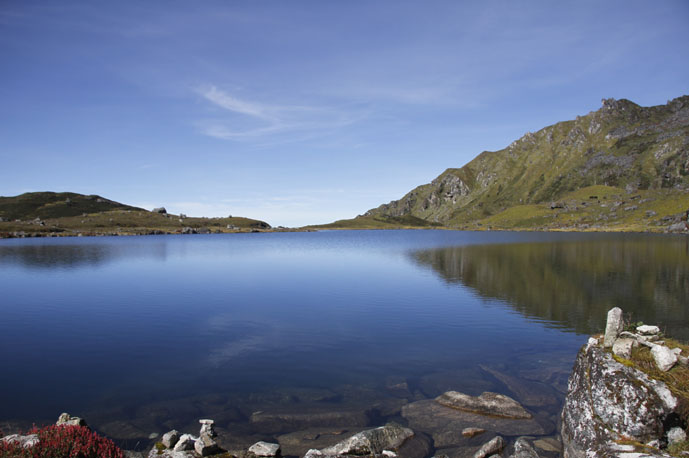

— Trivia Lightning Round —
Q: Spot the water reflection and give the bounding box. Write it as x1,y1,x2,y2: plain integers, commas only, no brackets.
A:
412,236,689,339
0,239,169,269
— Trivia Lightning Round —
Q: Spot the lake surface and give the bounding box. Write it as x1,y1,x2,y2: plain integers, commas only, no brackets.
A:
1,230,688,453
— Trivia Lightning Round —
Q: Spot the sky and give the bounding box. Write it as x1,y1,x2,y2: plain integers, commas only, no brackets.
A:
1,1,688,227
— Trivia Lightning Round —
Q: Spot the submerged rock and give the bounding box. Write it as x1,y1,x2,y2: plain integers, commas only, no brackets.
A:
561,337,677,457
479,366,559,407
461,428,485,438
436,391,532,419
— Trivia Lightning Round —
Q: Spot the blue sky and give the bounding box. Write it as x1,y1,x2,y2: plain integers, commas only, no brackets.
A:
2,1,688,227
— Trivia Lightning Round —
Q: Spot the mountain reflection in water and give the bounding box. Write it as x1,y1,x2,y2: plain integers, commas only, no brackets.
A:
412,236,689,340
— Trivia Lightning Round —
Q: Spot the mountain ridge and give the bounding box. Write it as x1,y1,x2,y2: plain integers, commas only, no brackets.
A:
321,95,689,231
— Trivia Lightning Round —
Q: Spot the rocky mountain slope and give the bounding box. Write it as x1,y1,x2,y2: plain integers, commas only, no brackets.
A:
358,95,689,230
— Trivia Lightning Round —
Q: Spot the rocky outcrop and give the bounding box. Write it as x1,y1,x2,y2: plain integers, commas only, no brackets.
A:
303,423,417,458
561,336,680,457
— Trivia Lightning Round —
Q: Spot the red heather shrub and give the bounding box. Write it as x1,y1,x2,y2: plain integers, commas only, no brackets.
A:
0,424,123,458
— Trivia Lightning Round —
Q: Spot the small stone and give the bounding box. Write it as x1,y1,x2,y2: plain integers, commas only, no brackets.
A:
651,345,679,371
173,434,197,452
473,436,504,458
603,307,624,348
512,437,540,458
199,419,216,438
612,338,636,359
249,441,281,457
637,325,660,335
56,412,87,427
668,427,687,445
162,430,180,448
462,427,485,438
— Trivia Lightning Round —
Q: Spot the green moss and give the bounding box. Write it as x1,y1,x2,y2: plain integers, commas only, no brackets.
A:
154,442,165,455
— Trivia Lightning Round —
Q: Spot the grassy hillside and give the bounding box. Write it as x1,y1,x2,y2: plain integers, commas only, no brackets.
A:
0,192,271,237
345,95,689,232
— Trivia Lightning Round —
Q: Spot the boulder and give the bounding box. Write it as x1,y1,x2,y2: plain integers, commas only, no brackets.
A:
162,430,180,448
153,207,167,214
319,423,414,456
194,433,220,456
612,337,636,359
473,436,504,458
603,307,623,348
436,391,532,419
249,441,281,457
651,345,678,372
561,337,678,457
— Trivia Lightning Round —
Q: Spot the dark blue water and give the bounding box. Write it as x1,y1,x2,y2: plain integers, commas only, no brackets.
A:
1,230,687,448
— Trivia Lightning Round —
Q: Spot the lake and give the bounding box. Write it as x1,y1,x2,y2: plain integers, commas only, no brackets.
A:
1,230,688,454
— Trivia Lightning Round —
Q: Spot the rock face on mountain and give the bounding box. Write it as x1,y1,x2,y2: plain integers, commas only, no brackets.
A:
365,96,689,226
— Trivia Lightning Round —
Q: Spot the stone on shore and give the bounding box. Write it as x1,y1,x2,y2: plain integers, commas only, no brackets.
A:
637,325,660,335
473,436,504,458
56,412,87,427
194,433,220,456
651,345,679,372
162,430,180,448
249,441,281,457
173,434,197,452
612,337,636,359
199,419,216,438
436,391,532,419
319,423,414,456
603,307,623,348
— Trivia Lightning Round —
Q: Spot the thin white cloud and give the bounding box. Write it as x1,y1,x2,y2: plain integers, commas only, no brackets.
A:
194,85,365,141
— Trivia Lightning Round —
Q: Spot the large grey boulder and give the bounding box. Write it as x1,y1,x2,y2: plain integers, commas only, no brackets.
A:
152,207,167,214
319,423,414,456
603,307,624,348
561,337,678,457
436,391,532,419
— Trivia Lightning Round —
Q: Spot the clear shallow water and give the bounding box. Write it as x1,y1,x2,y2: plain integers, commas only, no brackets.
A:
1,230,688,451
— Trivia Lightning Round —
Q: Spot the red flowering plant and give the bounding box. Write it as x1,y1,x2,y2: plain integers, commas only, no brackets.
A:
0,424,123,458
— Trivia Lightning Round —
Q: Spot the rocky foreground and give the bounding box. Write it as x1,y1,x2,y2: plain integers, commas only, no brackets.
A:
2,308,688,458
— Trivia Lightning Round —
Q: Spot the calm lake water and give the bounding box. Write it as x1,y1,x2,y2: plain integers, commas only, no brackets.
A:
1,230,688,452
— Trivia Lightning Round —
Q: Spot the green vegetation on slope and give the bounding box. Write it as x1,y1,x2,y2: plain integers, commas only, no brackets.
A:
338,95,689,232
0,192,271,237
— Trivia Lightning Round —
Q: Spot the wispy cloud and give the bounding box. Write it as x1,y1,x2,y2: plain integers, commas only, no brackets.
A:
194,85,365,141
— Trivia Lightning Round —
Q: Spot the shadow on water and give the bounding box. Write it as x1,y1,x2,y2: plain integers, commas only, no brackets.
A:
411,235,689,340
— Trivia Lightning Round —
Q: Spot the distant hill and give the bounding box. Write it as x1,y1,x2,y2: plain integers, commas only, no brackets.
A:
0,192,271,237
0,192,145,220
318,95,689,232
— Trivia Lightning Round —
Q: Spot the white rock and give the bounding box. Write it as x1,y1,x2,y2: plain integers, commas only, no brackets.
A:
473,436,504,458
249,441,281,457
1,434,39,449
162,430,180,449
636,325,660,335
604,307,624,348
613,338,636,359
199,419,216,438
173,434,197,451
668,427,687,445
382,451,397,457
651,345,678,372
